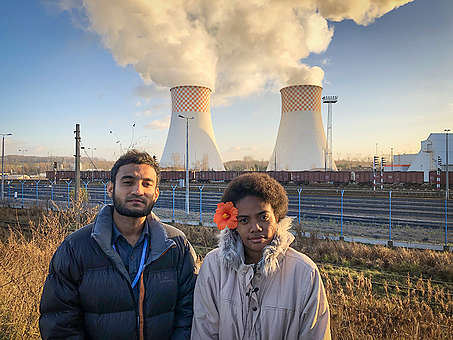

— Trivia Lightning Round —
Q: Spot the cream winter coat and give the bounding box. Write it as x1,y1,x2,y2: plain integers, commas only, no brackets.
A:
191,217,331,340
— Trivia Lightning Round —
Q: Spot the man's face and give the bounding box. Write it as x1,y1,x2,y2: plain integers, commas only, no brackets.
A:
107,163,159,218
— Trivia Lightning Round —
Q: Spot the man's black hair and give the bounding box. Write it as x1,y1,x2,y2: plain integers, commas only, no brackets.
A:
110,149,160,186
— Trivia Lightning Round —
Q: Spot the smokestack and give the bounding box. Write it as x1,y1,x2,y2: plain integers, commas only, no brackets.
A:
160,85,224,170
267,85,337,171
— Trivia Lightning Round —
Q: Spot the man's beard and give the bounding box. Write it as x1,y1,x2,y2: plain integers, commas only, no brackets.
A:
112,188,156,218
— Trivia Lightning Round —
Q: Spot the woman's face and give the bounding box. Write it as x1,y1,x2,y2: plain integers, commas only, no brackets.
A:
235,195,278,264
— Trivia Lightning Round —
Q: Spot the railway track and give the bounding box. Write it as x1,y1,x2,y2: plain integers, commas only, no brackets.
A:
2,184,452,230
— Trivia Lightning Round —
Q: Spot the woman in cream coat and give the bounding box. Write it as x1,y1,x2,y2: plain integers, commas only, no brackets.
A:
191,173,330,340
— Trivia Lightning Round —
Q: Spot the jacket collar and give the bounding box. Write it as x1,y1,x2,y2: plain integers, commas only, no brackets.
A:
91,205,175,277
146,213,176,264
218,217,295,277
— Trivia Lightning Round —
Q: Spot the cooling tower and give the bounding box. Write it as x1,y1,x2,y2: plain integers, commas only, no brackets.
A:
160,86,224,170
267,85,337,171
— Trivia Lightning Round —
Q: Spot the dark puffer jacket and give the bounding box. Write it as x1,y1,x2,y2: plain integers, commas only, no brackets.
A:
39,205,197,340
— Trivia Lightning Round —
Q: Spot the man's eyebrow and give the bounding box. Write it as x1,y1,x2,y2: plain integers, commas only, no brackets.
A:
120,175,155,182
120,175,136,180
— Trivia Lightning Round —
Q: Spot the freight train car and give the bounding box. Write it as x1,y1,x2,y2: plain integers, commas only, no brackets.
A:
354,171,424,186
383,171,400,184
428,171,453,187
196,170,243,182
289,171,308,185
399,171,424,185
160,170,195,182
289,171,350,185
267,171,291,184
46,170,110,181
46,170,432,186
354,171,374,185
329,171,352,184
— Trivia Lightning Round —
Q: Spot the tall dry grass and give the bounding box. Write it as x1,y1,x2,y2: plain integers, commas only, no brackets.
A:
0,204,98,339
324,272,452,339
0,207,452,339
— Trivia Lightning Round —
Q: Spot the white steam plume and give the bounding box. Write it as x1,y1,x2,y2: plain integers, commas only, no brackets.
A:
60,0,413,103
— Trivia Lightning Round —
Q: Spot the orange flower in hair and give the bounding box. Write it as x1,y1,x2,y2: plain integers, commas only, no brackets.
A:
213,202,238,231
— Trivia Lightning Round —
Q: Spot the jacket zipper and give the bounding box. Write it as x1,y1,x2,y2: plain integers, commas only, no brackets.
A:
135,244,177,339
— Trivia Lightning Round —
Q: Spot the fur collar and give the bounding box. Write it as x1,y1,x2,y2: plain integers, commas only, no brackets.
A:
218,217,295,277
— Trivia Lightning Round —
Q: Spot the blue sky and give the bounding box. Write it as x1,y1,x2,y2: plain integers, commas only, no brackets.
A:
1,0,452,163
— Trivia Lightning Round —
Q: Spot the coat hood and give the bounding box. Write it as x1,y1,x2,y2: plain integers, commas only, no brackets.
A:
218,217,295,277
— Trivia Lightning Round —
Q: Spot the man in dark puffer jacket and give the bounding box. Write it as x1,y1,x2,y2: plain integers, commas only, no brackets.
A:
39,150,197,340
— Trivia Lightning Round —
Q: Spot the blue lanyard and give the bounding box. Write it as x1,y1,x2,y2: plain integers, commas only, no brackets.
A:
113,237,148,289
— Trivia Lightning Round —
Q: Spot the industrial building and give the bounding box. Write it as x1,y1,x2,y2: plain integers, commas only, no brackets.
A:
159,85,225,170
267,85,337,171
393,133,452,182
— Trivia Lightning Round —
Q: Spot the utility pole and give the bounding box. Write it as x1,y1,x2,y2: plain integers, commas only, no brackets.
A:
1,133,12,200
446,129,450,200
178,115,194,214
380,157,385,190
373,156,378,192
74,124,81,202
391,147,394,172
18,148,28,179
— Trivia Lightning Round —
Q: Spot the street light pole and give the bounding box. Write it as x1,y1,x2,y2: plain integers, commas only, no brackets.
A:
178,114,194,214
1,133,12,200
445,129,450,200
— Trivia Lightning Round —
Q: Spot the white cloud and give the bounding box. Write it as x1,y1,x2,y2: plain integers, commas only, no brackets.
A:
145,116,171,131
135,103,170,117
316,0,414,25
321,57,331,66
136,109,153,117
134,84,168,100
61,0,412,104
57,0,82,11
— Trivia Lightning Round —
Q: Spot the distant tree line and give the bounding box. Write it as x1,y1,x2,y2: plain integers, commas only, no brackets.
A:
224,156,268,171
2,155,114,175
2,155,370,175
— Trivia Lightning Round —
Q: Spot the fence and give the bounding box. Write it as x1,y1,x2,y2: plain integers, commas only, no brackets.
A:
0,180,451,250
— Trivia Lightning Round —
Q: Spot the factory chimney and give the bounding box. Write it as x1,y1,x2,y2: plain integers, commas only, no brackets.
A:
160,86,224,170
267,85,337,171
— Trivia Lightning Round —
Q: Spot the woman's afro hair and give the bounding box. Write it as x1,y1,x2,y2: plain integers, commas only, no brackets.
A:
221,172,288,221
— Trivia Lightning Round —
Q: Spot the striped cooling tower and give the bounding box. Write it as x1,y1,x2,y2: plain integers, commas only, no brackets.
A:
160,86,224,170
267,85,337,171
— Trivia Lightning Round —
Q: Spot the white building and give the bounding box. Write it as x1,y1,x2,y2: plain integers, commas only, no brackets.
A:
160,86,224,170
391,154,416,172
267,85,336,171
394,133,453,181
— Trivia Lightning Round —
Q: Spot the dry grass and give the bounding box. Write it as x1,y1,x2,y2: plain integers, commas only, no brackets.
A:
292,231,453,283
0,204,98,339
0,206,451,339
324,272,452,339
